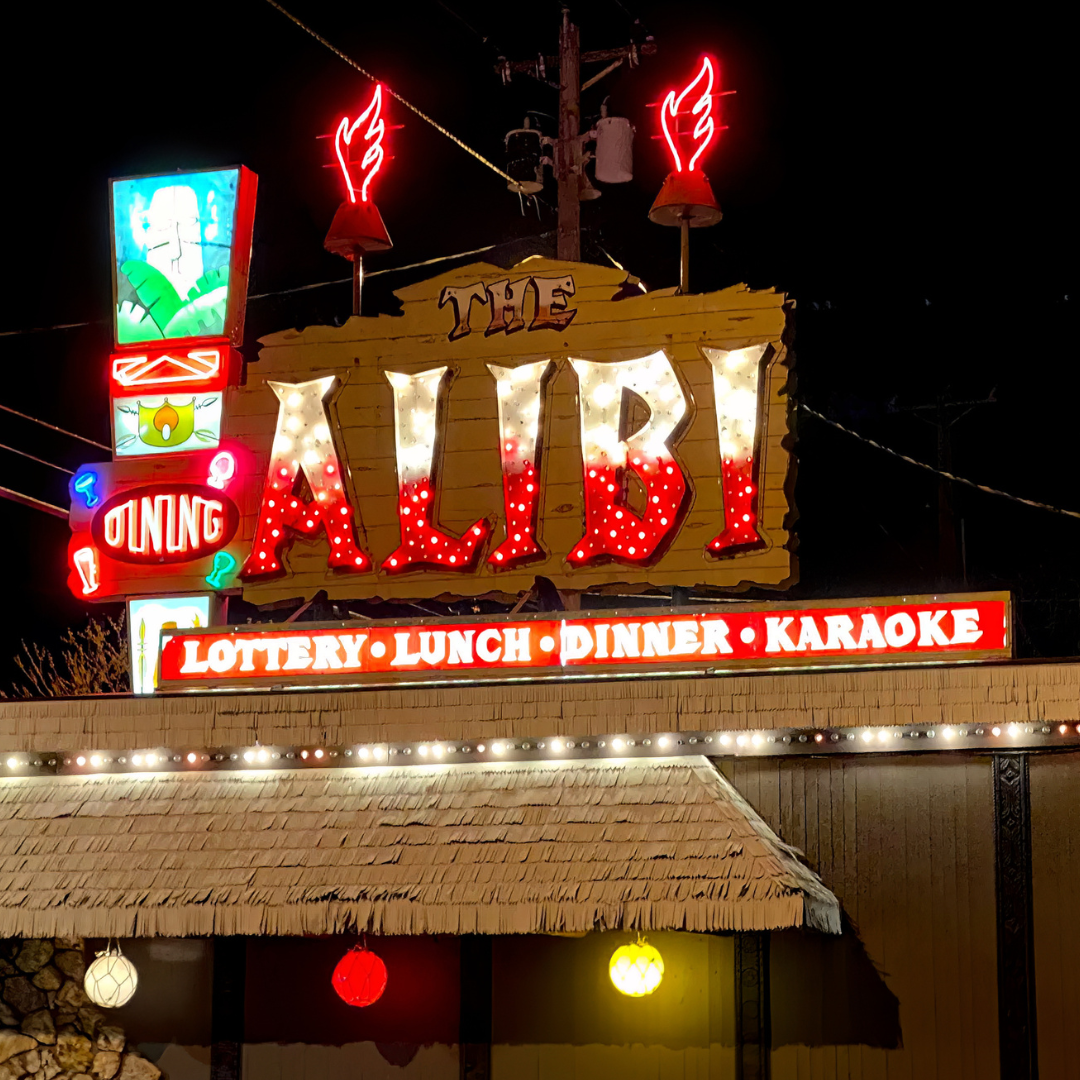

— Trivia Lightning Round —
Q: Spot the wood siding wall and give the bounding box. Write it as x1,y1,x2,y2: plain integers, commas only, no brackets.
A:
721,755,1000,1080
1030,751,1080,1080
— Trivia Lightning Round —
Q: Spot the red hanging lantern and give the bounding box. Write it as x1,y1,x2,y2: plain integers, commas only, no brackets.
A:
332,944,388,1007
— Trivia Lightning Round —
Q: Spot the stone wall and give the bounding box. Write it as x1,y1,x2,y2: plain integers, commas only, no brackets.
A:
0,939,160,1080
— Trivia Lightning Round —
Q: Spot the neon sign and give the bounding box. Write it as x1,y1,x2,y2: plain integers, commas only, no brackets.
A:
72,546,100,596
158,594,1011,691
109,344,231,395
335,84,385,204
112,393,223,457
91,485,239,564
660,57,719,173
110,167,257,347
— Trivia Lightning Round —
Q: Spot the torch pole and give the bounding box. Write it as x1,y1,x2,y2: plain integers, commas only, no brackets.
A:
679,216,690,295
352,252,364,317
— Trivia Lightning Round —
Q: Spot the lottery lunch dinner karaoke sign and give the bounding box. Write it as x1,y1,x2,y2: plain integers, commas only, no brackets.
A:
69,253,800,603
158,594,1011,691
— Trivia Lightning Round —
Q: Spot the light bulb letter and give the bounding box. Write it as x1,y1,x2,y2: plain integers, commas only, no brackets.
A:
703,345,768,557
487,360,552,568
382,367,491,573
240,376,370,578
568,351,689,566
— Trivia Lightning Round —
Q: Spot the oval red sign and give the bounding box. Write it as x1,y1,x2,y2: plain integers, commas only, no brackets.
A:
91,484,239,564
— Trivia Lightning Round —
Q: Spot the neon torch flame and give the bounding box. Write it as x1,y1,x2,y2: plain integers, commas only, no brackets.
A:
335,84,385,204
660,57,717,173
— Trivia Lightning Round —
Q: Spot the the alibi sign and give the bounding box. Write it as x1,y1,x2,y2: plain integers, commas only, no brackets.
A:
68,256,795,604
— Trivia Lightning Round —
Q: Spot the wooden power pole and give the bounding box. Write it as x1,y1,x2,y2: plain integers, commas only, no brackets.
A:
500,8,655,262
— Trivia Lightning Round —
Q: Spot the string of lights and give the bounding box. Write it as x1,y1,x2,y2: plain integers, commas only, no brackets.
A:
3,720,1077,780
799,403,1080,522
262,0,517,183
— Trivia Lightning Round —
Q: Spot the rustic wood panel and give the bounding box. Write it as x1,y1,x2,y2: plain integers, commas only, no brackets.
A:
230,258,794,604
721,755,999,1080
1029,752,1080,1080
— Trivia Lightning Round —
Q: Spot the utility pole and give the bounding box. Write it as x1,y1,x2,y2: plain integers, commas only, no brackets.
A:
499,9,655,262
894,392,995,585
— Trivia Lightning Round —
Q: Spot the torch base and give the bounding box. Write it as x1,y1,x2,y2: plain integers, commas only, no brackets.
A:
648,171,723,228
324,200,393,258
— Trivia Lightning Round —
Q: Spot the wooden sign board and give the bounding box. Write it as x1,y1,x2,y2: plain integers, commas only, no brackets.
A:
232,258,795,604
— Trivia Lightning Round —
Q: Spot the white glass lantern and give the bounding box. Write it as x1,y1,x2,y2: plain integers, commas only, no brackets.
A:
84,944,139,1008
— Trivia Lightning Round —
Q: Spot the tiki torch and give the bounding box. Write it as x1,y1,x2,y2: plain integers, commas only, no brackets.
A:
324,83,393,316
649,57,725,294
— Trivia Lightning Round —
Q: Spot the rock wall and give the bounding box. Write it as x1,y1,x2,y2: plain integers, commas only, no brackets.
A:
0,938,160,1080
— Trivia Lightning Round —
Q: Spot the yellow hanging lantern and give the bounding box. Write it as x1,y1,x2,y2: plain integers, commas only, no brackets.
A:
609,936,664,997
84,943,139,1008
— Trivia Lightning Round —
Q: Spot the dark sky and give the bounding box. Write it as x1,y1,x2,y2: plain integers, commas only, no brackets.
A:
0,0,1075,678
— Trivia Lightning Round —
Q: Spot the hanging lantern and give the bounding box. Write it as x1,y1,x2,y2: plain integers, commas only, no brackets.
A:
332,943,388,1007
609,936,664,997
84,944,139,1008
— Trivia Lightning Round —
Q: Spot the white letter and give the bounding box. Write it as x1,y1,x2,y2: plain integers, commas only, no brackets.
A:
391,631,422,667
284,637,313,670
561,624,594,661
950,609,983,645
207,639,236,674
447,630,475,664
857,615,887,649
917,610,950,647
476,629,503,662
593,624,610,659
701,620,733,655
419,631,447,665
642,621,672,657
236,639,259,672
261,640,288,671
180,639,210,674
203,499,225,544
339,633,368,668
671,620,702,656
766,616,798,653
823,615,858,650
313,635,343,670
883,613,917,648
611,623,641,658
503,627,532,663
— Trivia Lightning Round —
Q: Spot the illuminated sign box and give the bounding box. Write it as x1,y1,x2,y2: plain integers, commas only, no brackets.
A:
110,166,257,347
157,593,1011,692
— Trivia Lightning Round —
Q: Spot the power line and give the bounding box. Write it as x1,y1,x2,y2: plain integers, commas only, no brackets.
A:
799,403,1080,522
0,485,67,520
0,442,74,475
262,0,516,183
0,403,110,452
0,320,95,339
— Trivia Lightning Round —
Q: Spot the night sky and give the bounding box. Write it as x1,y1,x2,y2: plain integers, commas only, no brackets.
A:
0,1,1074,682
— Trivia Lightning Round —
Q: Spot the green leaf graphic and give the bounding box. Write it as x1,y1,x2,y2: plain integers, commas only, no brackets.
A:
116,299,164,344
187,266,230,301
120,260,184,332
162,286,229,339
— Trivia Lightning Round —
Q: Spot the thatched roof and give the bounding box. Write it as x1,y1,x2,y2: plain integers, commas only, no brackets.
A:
0,756,838,939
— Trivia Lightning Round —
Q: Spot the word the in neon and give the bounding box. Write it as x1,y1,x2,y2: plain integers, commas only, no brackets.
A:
91,486,239,564
660,56,718,173
335,84,385,204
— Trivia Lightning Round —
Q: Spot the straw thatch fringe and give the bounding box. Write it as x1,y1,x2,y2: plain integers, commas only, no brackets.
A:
0,757,840,940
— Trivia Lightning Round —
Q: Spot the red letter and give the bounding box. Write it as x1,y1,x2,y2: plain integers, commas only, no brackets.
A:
567,352,689,566
240,376,369,578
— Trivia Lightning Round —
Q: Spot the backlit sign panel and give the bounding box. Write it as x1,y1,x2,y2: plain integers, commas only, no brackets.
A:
158,593,1011,691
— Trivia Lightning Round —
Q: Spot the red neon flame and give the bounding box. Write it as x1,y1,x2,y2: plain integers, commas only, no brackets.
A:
660,57,717,172
335,84,385,204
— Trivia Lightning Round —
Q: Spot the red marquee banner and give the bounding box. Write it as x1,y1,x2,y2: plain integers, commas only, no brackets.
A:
158,592,1010,692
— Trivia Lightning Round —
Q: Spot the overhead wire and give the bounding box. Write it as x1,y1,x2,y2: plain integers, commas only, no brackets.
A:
0,486,67,520
799,403,1080,522
0,403,110,452
0,442,74,475
261,0,516,183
